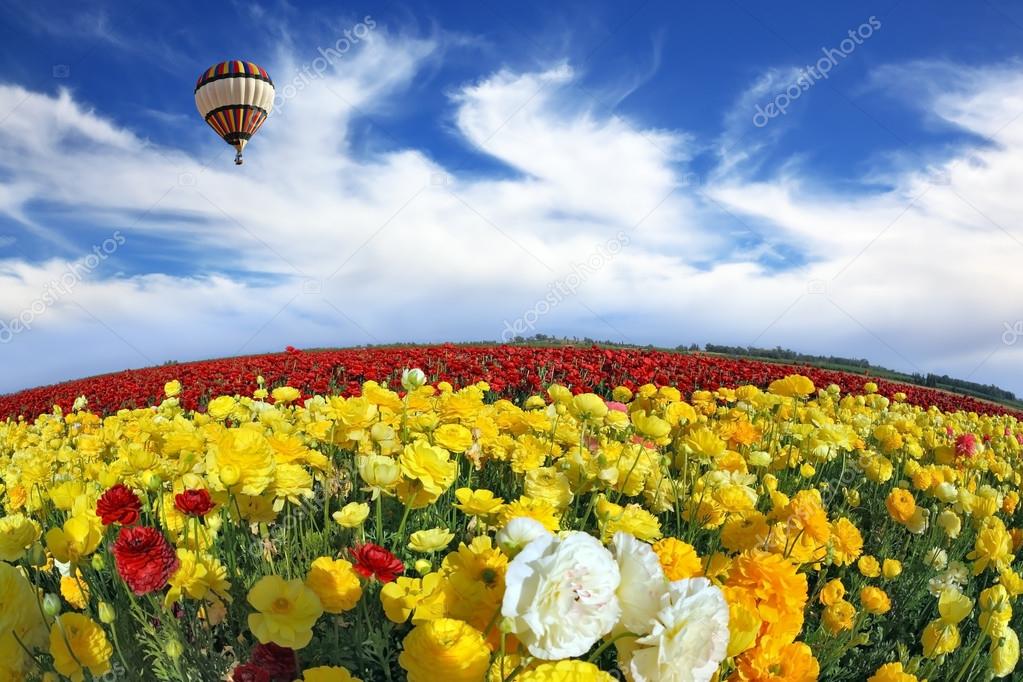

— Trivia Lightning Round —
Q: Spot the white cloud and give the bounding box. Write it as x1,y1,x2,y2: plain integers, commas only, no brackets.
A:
0,38,1021,396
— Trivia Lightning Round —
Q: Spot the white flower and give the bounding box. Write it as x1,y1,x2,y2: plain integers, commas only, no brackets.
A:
72,395,88,412
401,368,426,391
495,517,551,558
622,578,730,682
924,547,948,570
905,506,930,534
934,482,958,503
501,531,621,659
611,532,667,634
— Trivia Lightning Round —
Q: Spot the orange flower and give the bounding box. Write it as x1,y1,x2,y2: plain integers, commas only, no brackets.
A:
726,550,808,648
885,489,916,524
731,639,820,682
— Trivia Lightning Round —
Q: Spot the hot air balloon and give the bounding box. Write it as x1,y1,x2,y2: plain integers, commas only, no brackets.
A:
194,61,275,165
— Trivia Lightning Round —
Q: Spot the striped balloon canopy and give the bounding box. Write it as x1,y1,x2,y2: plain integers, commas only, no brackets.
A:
194,61,275,165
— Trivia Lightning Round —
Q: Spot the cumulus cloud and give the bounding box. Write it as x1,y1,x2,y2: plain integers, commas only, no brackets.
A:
0,34,1021,395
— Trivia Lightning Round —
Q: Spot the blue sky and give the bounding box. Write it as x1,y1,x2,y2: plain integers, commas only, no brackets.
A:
1,0,1022,394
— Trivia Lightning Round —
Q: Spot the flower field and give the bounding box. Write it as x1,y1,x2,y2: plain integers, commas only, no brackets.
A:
0,344,1017,421
0,351,1021,681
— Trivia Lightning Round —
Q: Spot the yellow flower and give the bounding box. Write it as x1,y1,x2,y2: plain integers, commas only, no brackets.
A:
938,588,973,624
358,454,401,498
830,517,864,566
819,578,845,607
398,618,490,682
722,584,761,657
333,502,371,528
885,488,916,524
516,660,617,681
164,380,182,397
247,575,323,649
882,558,903,580
165,549,230,607
570,393,608,422
858,555,881,578
60,574,90,610
298,666,363,682
822,599,856,634
596,497,662,542
271,386,302,404
305,557,363,614
967,516,1014,575
768,374,815,398
49,613,112,681
867,662,918,682
206,395,238,419
398,441,457,508
501,496,561,532
652,537,703,580
524,467,573,510
408,528,455,554
991,628,1020,678
45,514,102,564
0,513,41,561
208,428,276,496
453,488,505,521
921,619,960,657
860,586,891,615
434,424,474,453
379,573,442,624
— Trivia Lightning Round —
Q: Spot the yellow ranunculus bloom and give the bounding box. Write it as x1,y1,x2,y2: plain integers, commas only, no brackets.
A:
0,513,41,561
305,557,363,613
49,613,112,681
333,502,371,528
398,618,490,682
408,528,455,553
247,575,323,649
299,666,363,682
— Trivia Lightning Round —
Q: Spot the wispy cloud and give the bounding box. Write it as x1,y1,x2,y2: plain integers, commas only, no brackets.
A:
0,29,1021,394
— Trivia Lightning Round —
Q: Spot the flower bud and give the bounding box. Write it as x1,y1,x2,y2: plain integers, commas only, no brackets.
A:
165,639,184,659
91,553,106,571
42,593,62,617
98,602,116,624
401,368,427,391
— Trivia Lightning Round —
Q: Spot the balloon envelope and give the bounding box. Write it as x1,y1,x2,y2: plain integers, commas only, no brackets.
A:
194,61,275,164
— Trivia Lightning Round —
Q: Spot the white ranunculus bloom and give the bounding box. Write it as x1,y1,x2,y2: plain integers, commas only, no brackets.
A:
622,578,729,682
611,532,668,634
502,531,621,659
495,517,551,558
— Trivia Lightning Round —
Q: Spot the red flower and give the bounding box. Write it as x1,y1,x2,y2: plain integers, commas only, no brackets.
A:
231,663,270,682
249,643,298,682
96,484,141,526
111,526,179,595
351,543,404,583
174,489,215,517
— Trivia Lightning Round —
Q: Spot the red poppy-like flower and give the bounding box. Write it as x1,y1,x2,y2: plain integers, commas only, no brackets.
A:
111,526,179,595
174,488,215,517
248,643,298,682
351,543,404,583
231,663,271,682
96,484,142,526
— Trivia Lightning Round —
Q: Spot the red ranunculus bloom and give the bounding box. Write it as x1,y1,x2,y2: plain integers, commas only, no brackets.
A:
249,643,298,682
231,663,271,682
111,526,179,595
96,484,142,526
174,488,215,517
351,543,404,583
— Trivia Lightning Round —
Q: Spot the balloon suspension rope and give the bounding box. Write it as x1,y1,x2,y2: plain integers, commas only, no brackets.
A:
234,150,244,165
